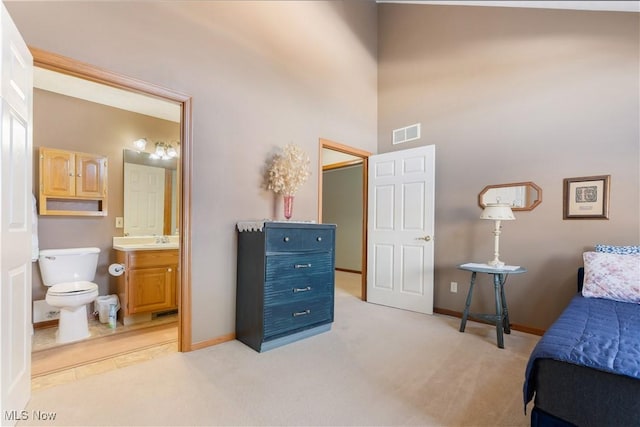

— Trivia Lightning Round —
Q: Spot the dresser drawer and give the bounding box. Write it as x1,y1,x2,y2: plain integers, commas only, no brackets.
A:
265,252,333,284
263,297,333,339
266,227,333,253
264,277,333,306
128,250,178,268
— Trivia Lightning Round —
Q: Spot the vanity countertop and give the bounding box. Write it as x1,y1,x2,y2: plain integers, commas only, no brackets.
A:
113,236,179,251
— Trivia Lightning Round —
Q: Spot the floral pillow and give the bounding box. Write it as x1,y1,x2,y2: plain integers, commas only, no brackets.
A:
595,244,640,255
582,251,640,304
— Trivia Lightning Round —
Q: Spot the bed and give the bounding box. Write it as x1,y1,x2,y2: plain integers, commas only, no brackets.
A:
523,245,640,427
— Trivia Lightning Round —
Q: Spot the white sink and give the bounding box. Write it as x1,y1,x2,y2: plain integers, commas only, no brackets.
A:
113,236,179,251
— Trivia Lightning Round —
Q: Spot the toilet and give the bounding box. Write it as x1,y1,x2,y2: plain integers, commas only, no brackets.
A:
38,247,100,344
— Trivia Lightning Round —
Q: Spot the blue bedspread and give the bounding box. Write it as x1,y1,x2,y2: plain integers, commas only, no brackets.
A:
523,294,640,407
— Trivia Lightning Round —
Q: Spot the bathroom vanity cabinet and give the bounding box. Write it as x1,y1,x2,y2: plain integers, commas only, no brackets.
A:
114,249,178,319
236,221,336,352
39,147,108,216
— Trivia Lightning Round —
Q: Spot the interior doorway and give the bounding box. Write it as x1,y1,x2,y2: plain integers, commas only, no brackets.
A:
30,48,192,372
318,138,370,300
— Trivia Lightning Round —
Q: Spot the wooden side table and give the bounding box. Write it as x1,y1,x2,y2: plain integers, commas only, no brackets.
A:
457,263,527,348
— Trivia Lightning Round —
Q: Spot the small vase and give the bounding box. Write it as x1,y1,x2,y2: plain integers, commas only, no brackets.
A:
283,195,294,220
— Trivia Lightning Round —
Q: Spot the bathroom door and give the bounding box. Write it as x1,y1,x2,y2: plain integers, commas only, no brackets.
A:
0,3,33,422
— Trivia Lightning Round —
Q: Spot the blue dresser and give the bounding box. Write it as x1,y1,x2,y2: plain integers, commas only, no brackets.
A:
236,221,336,352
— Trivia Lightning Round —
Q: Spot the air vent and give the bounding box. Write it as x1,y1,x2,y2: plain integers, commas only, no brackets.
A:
392,123,421,145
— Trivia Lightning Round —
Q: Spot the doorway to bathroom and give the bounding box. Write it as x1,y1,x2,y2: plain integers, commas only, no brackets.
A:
30,48,192,380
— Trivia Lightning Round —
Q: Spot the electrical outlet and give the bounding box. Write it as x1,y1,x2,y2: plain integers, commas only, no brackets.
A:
450,281,458,293
115,217,124,228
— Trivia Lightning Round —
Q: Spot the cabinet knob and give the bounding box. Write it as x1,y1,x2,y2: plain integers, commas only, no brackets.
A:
316,236,322,242
77,173,82,177
168,268,172,272
283,237,290,242
69,173,74,176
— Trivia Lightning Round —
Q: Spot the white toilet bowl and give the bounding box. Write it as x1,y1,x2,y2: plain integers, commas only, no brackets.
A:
38,247,101,344
45,281,99,344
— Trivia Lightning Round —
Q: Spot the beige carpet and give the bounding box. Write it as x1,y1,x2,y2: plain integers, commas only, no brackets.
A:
19,272,539,426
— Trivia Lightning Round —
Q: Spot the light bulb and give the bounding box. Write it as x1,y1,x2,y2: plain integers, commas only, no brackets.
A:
133,138,147,150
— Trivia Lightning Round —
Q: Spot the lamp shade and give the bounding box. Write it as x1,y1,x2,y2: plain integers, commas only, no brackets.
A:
480,203,515,221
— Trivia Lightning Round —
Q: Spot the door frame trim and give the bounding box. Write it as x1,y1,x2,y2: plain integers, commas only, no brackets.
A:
318,138,371,300
30,47,193,351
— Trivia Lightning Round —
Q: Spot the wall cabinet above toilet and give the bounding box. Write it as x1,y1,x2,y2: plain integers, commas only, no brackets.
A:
39,147,108,216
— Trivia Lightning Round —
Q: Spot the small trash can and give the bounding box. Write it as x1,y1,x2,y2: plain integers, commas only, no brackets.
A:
95,295,120,324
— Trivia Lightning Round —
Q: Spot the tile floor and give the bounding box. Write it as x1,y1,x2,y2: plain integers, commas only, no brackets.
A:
32,313,178,391
31,341,178,391
32,311,178,353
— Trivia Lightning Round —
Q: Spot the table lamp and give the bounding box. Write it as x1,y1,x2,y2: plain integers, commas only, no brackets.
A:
480,203,515,268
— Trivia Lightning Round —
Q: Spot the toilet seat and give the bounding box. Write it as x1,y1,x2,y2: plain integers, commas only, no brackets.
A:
47,281,98,296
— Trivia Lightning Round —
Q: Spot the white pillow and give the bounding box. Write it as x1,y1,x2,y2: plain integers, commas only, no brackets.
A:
582,251,640,304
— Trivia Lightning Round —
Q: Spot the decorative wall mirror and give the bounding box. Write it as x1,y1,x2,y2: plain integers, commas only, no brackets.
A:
478,181,542,211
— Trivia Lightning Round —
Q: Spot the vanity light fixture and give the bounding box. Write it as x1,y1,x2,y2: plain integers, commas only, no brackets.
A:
150,141,179,160
133,138,147,151
480,203,515,268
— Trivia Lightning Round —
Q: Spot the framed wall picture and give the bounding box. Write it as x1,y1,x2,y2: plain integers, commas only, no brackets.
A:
563,175,610,219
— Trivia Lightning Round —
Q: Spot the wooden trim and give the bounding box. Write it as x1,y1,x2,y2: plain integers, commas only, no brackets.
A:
190,332,235,351
179,98,193,352
320,138,372,158
510,323,545,336
318,138,371,302
30,47,194,352
30,46,190,102
32,322,177,377
33,320,58,330
335,267,362,274
433,307,545,336
361,157,368,301
163,169,172,235
322,159,363,171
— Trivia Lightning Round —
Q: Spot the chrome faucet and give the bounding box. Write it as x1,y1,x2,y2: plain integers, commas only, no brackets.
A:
155,235,171,244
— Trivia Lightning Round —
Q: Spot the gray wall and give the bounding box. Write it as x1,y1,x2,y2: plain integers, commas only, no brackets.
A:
10,1,638,338
378,5,640,330
7,1,379,344
32,88,179,300
322,165,363,271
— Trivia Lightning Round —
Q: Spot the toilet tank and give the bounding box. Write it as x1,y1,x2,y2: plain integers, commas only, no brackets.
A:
38,247,100,286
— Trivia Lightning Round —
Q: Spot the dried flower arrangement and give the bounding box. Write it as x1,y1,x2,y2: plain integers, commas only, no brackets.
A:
267,144,311,196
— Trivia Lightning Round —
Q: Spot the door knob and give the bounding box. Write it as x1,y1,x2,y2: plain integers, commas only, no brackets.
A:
416,235,432,242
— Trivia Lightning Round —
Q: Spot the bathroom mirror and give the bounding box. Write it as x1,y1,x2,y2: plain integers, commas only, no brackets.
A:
478,181,542,211
123,149,179,236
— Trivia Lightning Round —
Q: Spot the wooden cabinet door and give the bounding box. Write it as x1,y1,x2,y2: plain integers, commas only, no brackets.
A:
40,148,74,196
75,153,106,197
128,265,175,314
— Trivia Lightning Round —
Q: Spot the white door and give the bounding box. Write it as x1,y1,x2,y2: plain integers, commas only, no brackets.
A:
0,3,33,424
124,163,165,236
367,145,435,314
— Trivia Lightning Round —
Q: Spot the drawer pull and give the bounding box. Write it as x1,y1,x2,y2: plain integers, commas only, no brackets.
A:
283,237,290,242
316,236,322,242
293,309,311,317
294,263,311,269
293,286,312,293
